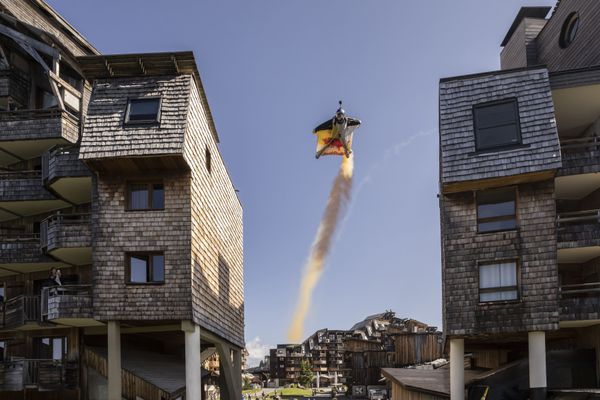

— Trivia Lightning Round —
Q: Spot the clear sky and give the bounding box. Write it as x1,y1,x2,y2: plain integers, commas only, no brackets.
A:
48,0,555,366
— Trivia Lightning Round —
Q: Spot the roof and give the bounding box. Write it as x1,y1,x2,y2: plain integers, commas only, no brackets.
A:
77,51,220,143
439,64,547,84
501,6,551,46
381,368,485,398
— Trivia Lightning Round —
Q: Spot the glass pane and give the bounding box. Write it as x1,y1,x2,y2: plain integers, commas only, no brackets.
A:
478,201,515,219
478,219,517,233
476,124,520,149
475,101,517,129
130,256,148,283
128,99,160,122
52,338,63,360
480,292,501,302
152,183,164,209
129,184,149,209
479,264,500,289
499,262,517,286
152,255,165,282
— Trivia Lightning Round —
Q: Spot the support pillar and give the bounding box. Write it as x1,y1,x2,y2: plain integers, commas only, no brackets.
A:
316,371,320,389
216,342,242,400
183,321,202,400
334,371,338,386
528,331,547,400
450,338,464,400
107,321,121,400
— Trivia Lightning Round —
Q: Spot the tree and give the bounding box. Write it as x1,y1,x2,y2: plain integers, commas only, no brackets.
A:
298,360,314,387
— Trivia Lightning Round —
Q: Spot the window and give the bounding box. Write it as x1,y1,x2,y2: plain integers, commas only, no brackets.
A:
479,261,518,302
473,99,521,151
477,188,517,233
127,182,164,210
127,253,165,283
125,97,161,124
560,12,579,48
206,147,212,174
34,337,67,360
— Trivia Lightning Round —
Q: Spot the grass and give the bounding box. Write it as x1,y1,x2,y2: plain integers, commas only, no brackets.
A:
243,388,261,395
278,388,313,397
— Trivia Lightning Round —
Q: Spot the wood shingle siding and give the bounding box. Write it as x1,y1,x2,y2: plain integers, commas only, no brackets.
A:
536,0,600,72
501,18,547,70
440,67,562,189
91,174,193,321
80,75,190,161
0,110,79,143
441,180,559,336
186,78,244,348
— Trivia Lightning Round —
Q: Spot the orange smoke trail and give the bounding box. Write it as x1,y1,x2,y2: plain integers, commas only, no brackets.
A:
287,155,354,342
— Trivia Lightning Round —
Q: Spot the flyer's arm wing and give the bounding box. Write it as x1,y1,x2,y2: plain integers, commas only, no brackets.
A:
347,117,361,127
313,119,333,133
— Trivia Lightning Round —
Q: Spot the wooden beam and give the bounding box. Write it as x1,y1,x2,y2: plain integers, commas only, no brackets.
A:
441,170,557,194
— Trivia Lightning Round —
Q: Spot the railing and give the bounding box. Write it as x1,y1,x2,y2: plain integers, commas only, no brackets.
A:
0,359,68,390
0,169,41,180
41,284,92,319
3,295,40,328
557,209,600,226
561,282,600,296
40,213,91,250
560,136,600,151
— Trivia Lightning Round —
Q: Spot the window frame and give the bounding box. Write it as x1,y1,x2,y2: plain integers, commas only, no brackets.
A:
125,252,165,285
477,259,520,304
476,187,518,234
559,12,580,49
124,97,162,125
126,181,165,211
473,98,522,152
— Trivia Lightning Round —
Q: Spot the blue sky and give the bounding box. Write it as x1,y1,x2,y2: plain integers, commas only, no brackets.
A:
48,0,555,366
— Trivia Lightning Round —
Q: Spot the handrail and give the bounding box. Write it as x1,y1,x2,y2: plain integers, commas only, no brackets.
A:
560,136,600,150
561,282,600,295
557,209,600,225
42,213,91,226
0,233,40,241
0,170,41,179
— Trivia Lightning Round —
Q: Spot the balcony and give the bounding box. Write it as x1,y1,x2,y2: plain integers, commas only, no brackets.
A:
559,283,600,327
41,213,92,265
558,137,600,176
41,285,98,327
0,109,79,167
0,170,68,222
3,295,41,330
42,146,92,204
0,235,60,274
0,359,78,392
557,210,600,250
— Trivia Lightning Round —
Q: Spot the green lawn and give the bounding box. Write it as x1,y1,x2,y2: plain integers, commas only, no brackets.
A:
243,388,261,395
278,388,313,397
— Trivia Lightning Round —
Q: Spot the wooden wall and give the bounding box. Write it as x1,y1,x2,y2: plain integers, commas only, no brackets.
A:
537,0,600,72
441,180,559,336
390,382,446,400
186,77,244,348
394,333,442,366
439,67,561,187
501,18,547,70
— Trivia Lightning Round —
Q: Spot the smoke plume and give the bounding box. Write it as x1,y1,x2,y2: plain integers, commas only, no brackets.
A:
287,155,354,342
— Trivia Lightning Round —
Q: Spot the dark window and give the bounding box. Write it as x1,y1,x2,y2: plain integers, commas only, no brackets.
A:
479,261,518,302
560,12,579,48
473,99,521,151
206,147,212,174
127,182,164,210
125,98,161,124
127,253,165,283
34,337,67,360
477,188,517,233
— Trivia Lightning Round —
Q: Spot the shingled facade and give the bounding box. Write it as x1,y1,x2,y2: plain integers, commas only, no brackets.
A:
0,1,243,400
440,1,600,399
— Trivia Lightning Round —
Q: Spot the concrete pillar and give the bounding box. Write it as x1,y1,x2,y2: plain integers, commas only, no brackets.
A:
316,371,320,389
107,321,121,400
334,371,338,386
183,321,202,400
528,331,547,400
450,338,464,400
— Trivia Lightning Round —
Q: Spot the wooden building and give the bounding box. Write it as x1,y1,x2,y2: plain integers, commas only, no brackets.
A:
440,1,600,399
0,1,244,399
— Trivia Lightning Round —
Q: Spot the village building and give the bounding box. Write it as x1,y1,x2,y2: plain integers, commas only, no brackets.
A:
0,1,244,399
267,312,443,395
438,1,600,399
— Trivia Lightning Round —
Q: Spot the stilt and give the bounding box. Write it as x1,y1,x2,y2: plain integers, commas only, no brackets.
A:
450,338,464,400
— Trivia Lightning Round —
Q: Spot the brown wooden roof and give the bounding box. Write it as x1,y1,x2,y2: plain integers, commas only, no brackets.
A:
381,368,485,398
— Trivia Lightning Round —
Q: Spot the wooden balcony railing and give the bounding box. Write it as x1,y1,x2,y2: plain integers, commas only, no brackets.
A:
559,136,600,175
40,213,91,250
41,284,93,320
3,295,40,329
0,359,76,391
557,209,600,226
561,282,600,296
